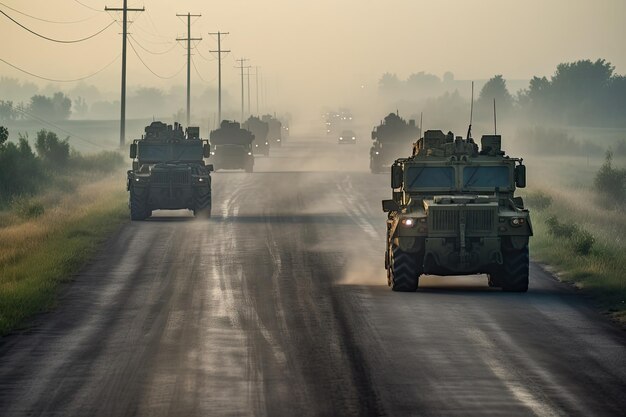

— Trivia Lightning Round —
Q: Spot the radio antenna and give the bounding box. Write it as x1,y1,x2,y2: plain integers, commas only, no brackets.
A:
420,112,423,133
466,81,474,140
493,98,497,135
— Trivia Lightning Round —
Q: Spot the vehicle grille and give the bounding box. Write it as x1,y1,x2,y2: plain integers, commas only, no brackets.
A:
430,208,494,233
466,210,494,232
151,170,190,185
431,210,458,232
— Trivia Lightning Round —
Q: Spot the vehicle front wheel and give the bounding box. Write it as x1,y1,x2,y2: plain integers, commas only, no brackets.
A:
388,244,423,292
500,246,529,292
129,188,149,220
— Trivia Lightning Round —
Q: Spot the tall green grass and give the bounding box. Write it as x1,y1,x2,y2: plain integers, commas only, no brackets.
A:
0,179,127,335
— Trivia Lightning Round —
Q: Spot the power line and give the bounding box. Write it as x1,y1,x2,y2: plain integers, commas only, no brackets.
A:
0,2,99,24
0,55,120,83
128,38,185,79
128,34,177,55
74,0,106,13
0,9,115,43
191,57,212,84
13,106,108,150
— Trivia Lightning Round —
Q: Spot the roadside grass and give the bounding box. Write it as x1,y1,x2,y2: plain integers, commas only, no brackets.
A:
0,175,127,335
521,154,626,321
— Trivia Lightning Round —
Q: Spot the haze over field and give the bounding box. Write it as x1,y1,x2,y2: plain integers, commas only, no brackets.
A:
1,0,625,116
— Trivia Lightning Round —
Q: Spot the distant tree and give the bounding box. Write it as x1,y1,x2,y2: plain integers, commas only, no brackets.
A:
0,125,8,145
29,93,72,120
477,75,513,120
378,73,402,95
406,72,442,97
35,129,70,166
0,101,17,121
73,96,89,119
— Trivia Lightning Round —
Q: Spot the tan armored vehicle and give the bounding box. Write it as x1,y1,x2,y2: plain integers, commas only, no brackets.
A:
382,130,532,292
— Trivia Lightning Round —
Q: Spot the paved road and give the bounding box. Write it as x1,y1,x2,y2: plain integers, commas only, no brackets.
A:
0,139,624,417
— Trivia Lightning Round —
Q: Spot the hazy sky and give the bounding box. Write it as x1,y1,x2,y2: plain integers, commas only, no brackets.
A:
1,0,625,111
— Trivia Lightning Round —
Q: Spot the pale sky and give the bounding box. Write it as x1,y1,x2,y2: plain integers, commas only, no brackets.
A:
1,0,625,112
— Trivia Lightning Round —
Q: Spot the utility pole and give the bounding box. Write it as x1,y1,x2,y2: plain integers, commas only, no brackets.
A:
235,58,250,122
246,66,251,118
105,0,144,147
176,12,202,127
208,31,230,123
255,66,260,116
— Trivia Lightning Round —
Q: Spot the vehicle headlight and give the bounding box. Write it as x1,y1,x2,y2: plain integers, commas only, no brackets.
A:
400,218,416,227
277,139,281,142
352,137,356,140
135,178,140,182
198,178,204,182
247,152,252,155
375,151,379,155
255,144,259,147
510,217,526,227
265,142,268,145
210,151,215,155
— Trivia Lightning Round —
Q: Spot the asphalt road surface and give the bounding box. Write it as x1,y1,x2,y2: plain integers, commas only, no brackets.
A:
0,138,624,417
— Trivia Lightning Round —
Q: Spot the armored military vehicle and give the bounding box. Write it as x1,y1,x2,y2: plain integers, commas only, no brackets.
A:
209,120,255,172
262,115,283,147
382,130,532,292
127,121,212,220
243,116,270,156
370,112,421,173
338,129,356,144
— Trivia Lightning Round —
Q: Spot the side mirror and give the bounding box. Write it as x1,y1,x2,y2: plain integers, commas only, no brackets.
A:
391,164,403,189
206,164,214,172
371,131,377,140
129,143,137,159
203,143,211,158
382,199,400,213
515,164,526,188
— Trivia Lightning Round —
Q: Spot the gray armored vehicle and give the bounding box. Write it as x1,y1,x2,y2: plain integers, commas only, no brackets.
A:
370,112,421,173
127,121,212,220
262,115,283,147
382,130,532,292
339,129,356,144
243,116,270,156
210,120,254,172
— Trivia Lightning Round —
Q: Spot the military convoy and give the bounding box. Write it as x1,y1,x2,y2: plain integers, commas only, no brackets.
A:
370,112,421,173
243,116,270,156
210,120,255,172
262,115,283,147
382,129,532,292
127,121,213,220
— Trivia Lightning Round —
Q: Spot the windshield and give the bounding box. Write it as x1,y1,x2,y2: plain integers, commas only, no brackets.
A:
463,166,510,188
406,166,455,189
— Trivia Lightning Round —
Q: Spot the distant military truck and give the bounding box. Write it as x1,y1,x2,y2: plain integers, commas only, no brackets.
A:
262,115,283,147
338,129,357,144
382,130,532,292
210,120,255,172
370,112,421,173
243,116,270,156
127,121,212,220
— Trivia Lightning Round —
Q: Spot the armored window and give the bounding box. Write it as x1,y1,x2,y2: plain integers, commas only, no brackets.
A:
406,166,455,189
463,166,509,188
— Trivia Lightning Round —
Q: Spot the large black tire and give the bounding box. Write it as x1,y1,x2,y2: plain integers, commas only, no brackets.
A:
193,188,212,218
500,246,529,292
129,188,149,221
388,245,423,292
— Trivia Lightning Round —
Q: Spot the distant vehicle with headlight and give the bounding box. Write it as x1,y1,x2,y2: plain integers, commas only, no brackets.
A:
338,129,357,144
262,114,283,147
243,116,270,156
370,112,420,173
210,120,255,172
127,121,213,220
382,130,532,292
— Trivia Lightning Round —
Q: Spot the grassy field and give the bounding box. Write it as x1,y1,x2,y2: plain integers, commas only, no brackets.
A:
0,174,127,335
521,153,626,322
